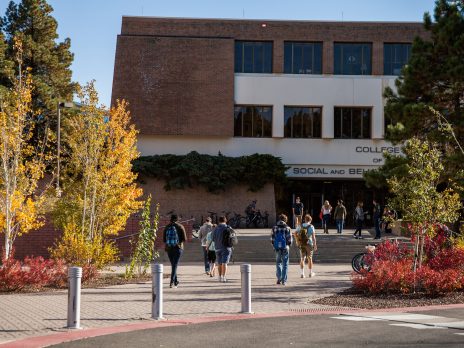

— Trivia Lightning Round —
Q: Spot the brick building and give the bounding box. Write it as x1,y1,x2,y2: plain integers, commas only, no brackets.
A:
111,17,428,225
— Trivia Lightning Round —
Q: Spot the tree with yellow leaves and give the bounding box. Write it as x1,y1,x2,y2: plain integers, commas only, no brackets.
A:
0,39,52,259
51,82,142,269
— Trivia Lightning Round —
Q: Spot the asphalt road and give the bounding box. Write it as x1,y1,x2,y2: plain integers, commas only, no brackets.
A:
52,309,464,348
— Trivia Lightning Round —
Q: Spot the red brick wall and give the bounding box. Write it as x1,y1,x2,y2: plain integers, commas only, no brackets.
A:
11,215,193,261
111,35,234,136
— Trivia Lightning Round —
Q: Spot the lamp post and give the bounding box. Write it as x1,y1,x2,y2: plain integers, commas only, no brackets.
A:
56,102,74,197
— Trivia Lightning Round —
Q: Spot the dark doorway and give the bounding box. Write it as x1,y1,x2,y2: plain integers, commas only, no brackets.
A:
277,179,386,228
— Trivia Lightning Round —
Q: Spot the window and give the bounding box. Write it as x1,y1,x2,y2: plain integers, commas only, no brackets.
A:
284,42,322,74
234,105,272,137
284,106,322,138
334,107,371,139
334,43,372,75
384,43,411,75
235,41,273,73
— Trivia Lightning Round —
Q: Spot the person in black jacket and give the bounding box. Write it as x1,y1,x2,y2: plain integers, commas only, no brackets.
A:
163,214,187,288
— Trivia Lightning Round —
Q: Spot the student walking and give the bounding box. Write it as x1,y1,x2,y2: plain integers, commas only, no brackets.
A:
212,216,232,283
292,196,304,228
353,202,365,239
333,200,347,234
320,200,332,234
198,217,213,274
271,214,292,285
205,228,216,278
296,214,317,278
163,214,187,288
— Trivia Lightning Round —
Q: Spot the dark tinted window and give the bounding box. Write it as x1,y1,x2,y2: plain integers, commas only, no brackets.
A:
284,107,322,138
235,41,273,73
284,42,322,74
334,107,371,139
384,43,412,75
234,105,272,137
334,43,372,75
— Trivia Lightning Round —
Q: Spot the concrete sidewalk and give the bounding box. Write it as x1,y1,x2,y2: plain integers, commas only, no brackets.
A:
0,263,352,345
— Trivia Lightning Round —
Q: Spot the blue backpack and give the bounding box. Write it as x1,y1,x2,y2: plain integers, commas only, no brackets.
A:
274,229,287,250
165,224,179,247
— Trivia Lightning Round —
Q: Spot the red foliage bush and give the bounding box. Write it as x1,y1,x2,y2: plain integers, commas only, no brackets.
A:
353,231,464,295
374,239,412,262
417,267,463,295
0,251,99,292
352,259,415,294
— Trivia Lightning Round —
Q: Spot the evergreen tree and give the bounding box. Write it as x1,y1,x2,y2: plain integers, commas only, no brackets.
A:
366,0,464,188
1,0,75,115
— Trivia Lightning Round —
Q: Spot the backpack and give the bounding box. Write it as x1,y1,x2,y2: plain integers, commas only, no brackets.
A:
299,225,311,246
165,224,179,247
273,228,287,250
224,226,238,248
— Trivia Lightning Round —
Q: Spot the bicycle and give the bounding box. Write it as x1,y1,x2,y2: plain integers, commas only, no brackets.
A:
226,212,245,229
245,210,266,228
351,245,376,274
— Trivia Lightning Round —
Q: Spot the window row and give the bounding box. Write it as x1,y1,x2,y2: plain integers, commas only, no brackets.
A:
234,106,372,139
234,41,411,76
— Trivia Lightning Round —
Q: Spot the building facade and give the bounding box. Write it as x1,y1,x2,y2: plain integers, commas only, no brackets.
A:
111,17,427,223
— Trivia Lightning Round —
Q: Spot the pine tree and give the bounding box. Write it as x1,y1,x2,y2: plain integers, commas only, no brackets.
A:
1,0,75,116
366,0,464,188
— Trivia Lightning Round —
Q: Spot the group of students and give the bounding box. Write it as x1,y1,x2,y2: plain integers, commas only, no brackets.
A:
271,213,317,285
163,214,234,289
293,197,394,239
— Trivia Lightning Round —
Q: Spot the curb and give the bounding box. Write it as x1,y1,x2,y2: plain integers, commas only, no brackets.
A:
3,302,464,347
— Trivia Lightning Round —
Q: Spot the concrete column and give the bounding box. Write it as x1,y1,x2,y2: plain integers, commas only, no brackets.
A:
322,104,334,139
273,103,284,138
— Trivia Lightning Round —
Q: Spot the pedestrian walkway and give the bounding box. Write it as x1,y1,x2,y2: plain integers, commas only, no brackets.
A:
0,263,352,345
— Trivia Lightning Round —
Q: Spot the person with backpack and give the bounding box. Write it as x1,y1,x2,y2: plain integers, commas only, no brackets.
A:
271,214,292,285
163,214,187,288
198,217,213,275
353,202,366,239
296,214,317,278
292,196,304,229
333,199,347,234
212,216,236,283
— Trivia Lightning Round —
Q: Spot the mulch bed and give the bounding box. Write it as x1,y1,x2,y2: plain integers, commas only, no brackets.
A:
311,288,464,309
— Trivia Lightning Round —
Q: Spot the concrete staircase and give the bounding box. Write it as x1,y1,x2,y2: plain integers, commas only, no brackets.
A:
156,228,410,265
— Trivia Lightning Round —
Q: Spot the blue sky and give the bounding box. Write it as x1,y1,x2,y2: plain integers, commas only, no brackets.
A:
0,0,436,106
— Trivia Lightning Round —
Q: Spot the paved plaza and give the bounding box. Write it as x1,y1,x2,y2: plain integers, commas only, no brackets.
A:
0,263,352,345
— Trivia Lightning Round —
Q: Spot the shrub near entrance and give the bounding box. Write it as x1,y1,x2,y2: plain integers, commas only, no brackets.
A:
0,250,98,292
352,227,464,295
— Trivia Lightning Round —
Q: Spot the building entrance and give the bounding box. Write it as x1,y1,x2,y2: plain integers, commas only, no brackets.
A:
279,179,385,228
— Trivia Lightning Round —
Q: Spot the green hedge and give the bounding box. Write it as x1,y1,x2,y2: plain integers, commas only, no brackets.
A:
133,151,288,193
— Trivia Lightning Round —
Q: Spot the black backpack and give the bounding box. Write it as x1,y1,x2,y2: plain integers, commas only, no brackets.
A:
224,226,238,248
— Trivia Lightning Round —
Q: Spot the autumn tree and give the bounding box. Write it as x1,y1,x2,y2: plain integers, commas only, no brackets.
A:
388,138,462,272
50,82,142,269
365,0,464,188
1,0,75,111
0,39,52,258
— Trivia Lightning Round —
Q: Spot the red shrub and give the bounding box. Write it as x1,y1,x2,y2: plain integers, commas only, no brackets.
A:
374,239,412,262
417,266,464,295
0,252,99,292
427,247,464,271
352,259,415,294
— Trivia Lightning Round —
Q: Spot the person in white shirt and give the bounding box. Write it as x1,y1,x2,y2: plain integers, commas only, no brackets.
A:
198,217,213,275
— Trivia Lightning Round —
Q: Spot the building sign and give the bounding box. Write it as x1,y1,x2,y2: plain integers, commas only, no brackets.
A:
287,165,379,179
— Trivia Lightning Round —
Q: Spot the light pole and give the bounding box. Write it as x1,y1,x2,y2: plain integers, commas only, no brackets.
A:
56,102,74,197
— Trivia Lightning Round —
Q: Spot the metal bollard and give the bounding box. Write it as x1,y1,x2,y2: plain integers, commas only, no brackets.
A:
67,267,82,329
240,264,253,314
151,263,164,320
